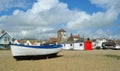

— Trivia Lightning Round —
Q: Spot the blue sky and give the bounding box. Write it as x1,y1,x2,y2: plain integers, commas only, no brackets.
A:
60,0,106,14
0,0,120,39
0,0,105,15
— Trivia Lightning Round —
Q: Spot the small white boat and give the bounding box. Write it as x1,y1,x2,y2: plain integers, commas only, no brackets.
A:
11,44,62,60
113,45,120,50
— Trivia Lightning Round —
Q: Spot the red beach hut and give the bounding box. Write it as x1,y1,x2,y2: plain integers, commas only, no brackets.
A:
85,38,92,50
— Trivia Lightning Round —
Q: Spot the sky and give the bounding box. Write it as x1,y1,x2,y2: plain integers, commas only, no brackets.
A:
0,0,120,39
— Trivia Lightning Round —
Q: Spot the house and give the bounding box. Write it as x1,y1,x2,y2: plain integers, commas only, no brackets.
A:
14,39,41,46
67,33,80,41
13,39,20,44
49,38,58,44
30,40,41,46
24,40,32,46
0,30,13,48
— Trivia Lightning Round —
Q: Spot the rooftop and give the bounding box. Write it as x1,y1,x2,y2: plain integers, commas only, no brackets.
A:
57,29,66,32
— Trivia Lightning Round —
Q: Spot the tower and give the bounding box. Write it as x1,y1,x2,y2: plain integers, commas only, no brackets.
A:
57,29,67,42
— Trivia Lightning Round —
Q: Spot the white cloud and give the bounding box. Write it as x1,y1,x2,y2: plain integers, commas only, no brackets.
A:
0,0,32,11
66,0,120,39
0,0,120,39
0,0,73,39
67,0,120,30
90,0,120,11
30,0,59,14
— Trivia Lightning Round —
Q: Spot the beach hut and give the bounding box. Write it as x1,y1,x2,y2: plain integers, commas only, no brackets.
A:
62,41,74,50
0,30,13,48
73,38,84,50
85,38,92,50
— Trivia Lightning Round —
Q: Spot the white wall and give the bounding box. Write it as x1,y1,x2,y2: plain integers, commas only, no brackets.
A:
62,44,73,50
62,42,84,50
74,43,84,50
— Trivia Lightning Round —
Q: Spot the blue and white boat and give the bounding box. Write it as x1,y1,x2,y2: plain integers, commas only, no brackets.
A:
11,44,62,59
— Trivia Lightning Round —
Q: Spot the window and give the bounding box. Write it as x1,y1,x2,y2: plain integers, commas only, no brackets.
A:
3,37,9,44
4,38,8,42
80,43,82,46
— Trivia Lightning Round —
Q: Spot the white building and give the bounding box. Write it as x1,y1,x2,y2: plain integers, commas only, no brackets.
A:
24,40,32,46
13,40,20,44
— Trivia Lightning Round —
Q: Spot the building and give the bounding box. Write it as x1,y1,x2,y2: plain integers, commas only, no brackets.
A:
13,39,41,46
67,33,80,41
0,30,13,48
13,39,20,44
49,38,58,44
57,29,67,43
49,29,81,44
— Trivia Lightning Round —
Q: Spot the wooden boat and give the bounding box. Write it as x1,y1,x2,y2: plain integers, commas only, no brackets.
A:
11,44,62,60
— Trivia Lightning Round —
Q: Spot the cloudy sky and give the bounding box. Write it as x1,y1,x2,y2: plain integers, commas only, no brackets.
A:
0,0,120,39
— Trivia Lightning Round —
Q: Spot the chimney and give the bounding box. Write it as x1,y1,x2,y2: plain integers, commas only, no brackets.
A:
78,34,80,38
1,30,6,34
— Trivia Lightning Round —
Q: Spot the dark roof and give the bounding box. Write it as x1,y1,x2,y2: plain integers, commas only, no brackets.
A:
57,29,66,32
0,31,13,38
75,38,84,43
62,38,84,44
61,41,75,44
104,41,116,46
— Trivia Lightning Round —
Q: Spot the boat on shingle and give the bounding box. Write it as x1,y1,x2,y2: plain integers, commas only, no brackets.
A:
11,44,62,60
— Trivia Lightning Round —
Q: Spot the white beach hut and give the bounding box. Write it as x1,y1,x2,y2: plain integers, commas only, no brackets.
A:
73,38,84,50
62,41,74,50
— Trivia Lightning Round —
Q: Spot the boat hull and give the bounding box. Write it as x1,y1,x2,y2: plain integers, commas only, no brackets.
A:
13,53,58,60
11,44,62,58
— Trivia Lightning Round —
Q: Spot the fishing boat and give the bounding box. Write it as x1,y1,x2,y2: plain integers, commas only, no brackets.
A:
113,44,120,50
11,44,62,60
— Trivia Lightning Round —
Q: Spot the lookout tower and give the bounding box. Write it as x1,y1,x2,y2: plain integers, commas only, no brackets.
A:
57,29,67,43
